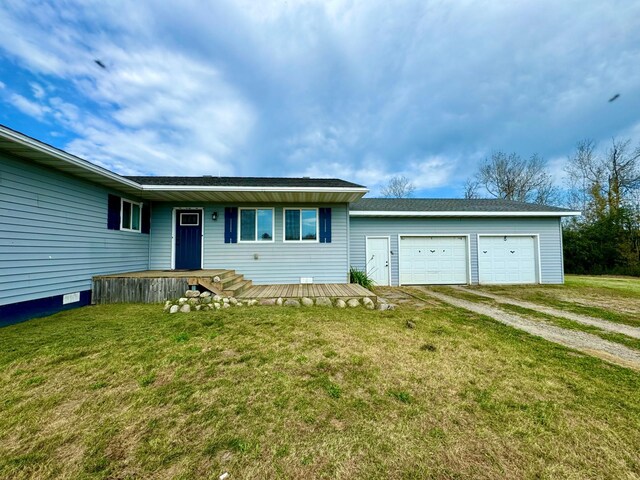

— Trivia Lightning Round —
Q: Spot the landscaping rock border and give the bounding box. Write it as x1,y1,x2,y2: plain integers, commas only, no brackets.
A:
164,290,395,313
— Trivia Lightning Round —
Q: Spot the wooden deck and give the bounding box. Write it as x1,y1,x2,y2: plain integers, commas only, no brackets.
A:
92,270,375,303
237,283,376,301
94,269,228,279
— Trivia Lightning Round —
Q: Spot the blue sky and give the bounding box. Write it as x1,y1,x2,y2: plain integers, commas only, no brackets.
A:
1,0,639,197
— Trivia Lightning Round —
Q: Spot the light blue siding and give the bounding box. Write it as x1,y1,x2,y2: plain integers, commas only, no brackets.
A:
349,216,564,285
150,202,349,284
0,152,150,306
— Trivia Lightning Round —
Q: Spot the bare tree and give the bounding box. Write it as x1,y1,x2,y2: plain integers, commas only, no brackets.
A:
381,175,416,198
565,138,640,220
463,179,480,199
471,151,558,204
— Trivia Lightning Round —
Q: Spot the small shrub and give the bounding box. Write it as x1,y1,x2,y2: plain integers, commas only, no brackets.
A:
349,267,374,289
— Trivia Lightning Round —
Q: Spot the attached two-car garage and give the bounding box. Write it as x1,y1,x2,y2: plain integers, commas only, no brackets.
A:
350,197,578,287
397,234,539,285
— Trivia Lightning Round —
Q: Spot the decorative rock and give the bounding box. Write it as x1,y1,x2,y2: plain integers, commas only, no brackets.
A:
213,275,221,283
335,299,347,308
364,302,375,310
301,297,314,307
195,305,202,311
213,295,223,302
185,290,201,298
222,303,230,309
213,302,221,309
376,303,389,311
169,305,179,314
200,291,211,298
229,297,238,306
260,298,276,306
315,297,332,307
284,299,301,307
187,298,199,306
178,297,188,305
247,299,258,306
223,298,230,304
362,297,374,306
179,304,191,313
276,297,283,306
387,304,397,311
346,298,360,308
163,301,173,312
201,296,212,304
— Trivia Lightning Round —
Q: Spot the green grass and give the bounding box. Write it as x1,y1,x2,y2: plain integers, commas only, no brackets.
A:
1,302,639,479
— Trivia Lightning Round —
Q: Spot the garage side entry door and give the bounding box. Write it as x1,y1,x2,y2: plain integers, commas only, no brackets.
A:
478,235,537,284
399,236,468,285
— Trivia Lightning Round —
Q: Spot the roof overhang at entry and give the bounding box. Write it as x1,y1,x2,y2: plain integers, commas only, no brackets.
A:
137,185,367,203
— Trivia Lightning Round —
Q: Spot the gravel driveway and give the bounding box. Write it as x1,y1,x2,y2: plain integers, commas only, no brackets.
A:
405,287,640,371
454,286,640,339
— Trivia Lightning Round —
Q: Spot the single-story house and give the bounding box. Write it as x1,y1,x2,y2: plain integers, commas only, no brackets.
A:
0,125,580,324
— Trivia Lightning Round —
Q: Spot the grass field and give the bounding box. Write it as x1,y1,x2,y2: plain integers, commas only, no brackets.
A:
1,293,639,478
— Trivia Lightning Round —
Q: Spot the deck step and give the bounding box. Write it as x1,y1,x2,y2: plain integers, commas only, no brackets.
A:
194,278,224,296
223,279,253,297
218,273,244,288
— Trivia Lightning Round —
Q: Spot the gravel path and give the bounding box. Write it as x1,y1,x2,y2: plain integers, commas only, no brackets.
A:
408,287,640,370
454,286,640,340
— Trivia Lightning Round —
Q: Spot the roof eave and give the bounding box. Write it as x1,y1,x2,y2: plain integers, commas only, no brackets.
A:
0,125,143,195
139,186,369,203
349,210,582,217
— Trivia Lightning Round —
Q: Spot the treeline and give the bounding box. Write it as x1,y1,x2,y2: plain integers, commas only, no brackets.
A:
464,138,640,276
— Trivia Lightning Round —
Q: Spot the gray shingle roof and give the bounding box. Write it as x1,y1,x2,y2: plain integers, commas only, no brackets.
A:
350,198,575,213
125,176,366,189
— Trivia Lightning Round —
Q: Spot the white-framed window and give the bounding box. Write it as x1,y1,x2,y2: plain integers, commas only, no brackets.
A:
284,208,318,242
180,212,200,226
239,208,274,242
121,198,142,232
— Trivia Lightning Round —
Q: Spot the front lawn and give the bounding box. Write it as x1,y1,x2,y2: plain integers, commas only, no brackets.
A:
1,301,639,479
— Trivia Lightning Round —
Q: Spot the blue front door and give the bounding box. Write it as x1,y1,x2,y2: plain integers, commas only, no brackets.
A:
175,210,202,269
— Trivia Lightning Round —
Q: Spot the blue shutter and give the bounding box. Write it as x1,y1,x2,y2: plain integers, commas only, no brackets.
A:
141,202,151,234
319,208,332,243
225,207,238,243
107,194,121,230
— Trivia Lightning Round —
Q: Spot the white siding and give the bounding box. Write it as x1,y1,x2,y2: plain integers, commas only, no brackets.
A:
0,152,150,306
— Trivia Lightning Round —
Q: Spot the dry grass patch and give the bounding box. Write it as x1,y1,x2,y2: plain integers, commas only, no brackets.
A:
0,301,639,479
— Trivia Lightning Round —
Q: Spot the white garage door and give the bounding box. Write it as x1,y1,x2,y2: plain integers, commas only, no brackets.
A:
478,235,537,284
399,236,468,285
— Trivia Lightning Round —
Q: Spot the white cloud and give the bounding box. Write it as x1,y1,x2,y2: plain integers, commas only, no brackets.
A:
29,82,45,99
7,93,49,120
